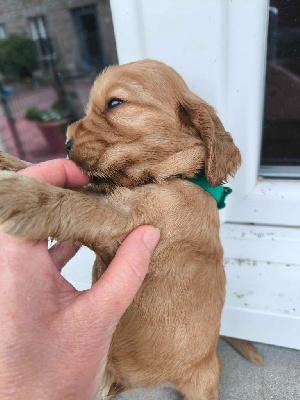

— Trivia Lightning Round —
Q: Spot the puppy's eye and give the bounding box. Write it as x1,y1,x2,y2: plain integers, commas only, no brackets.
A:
107,99,124,109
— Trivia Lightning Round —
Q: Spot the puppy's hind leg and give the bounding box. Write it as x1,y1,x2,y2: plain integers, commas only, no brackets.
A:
175,356,221,400
96,369,114,400
0,151,32,171
108,382,128,397
178,379,218,400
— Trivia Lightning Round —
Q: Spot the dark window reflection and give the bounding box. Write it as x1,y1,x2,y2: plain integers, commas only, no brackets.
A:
0,0,117,163
261,0,300,170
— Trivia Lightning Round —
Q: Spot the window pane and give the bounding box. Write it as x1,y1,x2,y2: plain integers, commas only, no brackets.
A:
261,0,300,174
0,25,6,39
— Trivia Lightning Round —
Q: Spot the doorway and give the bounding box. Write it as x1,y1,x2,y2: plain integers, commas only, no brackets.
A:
72,6,105,71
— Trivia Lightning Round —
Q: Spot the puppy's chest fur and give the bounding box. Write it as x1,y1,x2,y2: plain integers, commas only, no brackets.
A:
92,179,221,255
91,179,225,322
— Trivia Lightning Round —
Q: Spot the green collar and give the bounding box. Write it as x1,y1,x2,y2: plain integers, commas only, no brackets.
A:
185,172,232,210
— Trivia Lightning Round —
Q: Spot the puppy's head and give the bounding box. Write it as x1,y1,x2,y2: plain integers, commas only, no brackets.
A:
67,59,241,190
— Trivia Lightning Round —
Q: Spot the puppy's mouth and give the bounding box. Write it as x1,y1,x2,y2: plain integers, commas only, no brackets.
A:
69,155,116,188
90,174,115,186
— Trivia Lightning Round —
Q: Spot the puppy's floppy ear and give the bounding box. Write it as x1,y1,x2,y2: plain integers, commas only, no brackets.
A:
178,92,241,187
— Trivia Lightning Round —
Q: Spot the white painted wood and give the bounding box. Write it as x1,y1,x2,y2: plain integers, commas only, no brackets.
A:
221,307,300,350
223,258,299,317
228,179,300,226
111,0,228,123
220,223,300,349
226,0,269,200
221,223,300,265
62,246,93,290
110,0,146,62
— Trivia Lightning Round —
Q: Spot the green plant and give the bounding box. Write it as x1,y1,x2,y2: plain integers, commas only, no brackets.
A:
0,35,38,76
51,92,78,117
25,91,78,122
25,107,63,122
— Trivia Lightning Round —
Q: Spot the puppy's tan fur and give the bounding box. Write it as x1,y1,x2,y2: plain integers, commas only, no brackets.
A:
0,60,262,400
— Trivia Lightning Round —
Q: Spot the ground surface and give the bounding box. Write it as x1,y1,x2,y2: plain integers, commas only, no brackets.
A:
111,340,300,400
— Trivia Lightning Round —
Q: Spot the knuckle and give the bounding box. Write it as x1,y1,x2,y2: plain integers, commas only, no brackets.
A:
121,252,147,280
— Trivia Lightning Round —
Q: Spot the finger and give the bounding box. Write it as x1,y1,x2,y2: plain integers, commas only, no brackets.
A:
78,226,160,327
18,159,89,188
49,243,79,271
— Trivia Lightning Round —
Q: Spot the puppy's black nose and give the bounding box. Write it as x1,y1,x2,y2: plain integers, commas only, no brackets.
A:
65,139,74,155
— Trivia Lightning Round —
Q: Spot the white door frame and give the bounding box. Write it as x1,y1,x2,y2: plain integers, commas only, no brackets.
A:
225,0,300,226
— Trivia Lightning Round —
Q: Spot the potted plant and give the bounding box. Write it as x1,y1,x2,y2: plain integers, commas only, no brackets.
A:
25,92,78,153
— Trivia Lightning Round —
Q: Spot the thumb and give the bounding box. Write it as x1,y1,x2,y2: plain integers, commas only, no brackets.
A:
78,226,160,328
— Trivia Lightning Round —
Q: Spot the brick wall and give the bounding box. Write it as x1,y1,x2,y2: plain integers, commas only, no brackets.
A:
0,0,118,73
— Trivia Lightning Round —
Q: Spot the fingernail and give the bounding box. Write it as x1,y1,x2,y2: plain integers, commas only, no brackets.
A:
143,228,160,252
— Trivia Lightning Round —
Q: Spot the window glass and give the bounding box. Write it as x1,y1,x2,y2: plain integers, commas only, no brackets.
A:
261,0,300,177
0,25,6,40
0,0,117,163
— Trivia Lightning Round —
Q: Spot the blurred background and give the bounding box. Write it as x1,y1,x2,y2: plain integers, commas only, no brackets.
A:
0,0,117,163
0,0,299,173
0,0,299,175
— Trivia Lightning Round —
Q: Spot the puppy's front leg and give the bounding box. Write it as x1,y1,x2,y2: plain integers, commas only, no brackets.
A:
0,172,133,251
0,151,32,171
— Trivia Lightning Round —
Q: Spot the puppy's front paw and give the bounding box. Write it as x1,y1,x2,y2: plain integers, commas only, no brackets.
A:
0,171,52,239
0,151,32,172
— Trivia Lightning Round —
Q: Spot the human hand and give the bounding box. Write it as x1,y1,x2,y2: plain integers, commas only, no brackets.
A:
0,159,160,400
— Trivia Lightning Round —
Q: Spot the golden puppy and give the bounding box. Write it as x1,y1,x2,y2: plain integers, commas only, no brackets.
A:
0,60,262,399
